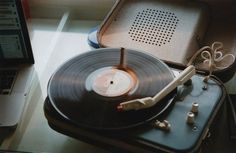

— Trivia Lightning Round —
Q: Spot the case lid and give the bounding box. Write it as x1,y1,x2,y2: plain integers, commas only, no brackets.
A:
97,0,209,66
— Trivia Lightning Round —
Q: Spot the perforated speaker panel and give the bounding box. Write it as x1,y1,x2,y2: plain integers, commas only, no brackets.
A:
128,9,179,47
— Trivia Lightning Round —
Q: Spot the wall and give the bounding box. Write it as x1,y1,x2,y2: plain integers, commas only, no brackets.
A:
28,0,116,19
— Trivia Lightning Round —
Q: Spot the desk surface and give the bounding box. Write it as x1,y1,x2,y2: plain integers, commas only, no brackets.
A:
0,17,110,153
0,15,236,153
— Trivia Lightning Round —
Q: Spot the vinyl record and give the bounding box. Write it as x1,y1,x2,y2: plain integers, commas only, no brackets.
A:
47,48,175,130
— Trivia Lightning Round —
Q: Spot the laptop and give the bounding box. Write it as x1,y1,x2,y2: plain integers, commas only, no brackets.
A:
0,0,34,127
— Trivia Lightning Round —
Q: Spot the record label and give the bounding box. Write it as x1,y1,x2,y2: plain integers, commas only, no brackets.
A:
86,67,137,97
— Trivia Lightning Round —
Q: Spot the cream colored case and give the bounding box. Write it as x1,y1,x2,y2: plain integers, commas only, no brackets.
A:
98,0,209,66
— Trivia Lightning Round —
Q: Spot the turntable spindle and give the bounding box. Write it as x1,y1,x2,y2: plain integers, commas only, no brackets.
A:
118,47,126,69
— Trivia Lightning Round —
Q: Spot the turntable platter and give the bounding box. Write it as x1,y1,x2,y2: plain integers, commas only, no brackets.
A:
47,48,175,130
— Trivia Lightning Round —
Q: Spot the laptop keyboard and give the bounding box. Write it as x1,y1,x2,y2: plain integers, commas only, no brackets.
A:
0,69,17,95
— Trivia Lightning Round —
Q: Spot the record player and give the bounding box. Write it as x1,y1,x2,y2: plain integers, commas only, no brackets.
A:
43,48,227,153
43,0,235,152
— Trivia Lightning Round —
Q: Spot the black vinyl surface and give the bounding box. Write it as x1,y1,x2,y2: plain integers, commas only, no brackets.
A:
47,48,175,130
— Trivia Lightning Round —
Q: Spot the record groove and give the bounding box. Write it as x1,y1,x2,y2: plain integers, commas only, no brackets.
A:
47,48,175,130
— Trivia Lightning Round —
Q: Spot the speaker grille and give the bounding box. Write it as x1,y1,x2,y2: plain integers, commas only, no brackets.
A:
128,9,179,47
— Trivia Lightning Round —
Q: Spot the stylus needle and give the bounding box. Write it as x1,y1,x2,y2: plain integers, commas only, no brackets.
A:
117,65,196,111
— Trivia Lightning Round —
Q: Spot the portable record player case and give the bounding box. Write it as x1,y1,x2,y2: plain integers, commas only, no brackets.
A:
43,0,236,152
44,72,226,153
43,47,227,153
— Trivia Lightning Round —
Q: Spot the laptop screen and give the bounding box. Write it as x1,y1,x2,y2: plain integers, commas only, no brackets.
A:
0,0,34,65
